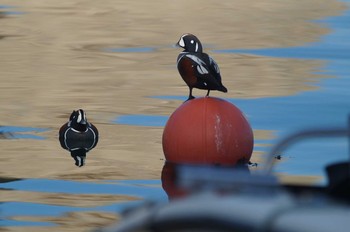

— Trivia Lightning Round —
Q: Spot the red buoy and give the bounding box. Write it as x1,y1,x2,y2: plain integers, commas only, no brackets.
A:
161,162,188,199
162,97,253,165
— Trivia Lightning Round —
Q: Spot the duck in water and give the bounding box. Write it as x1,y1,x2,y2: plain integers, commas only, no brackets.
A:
59,109,99,167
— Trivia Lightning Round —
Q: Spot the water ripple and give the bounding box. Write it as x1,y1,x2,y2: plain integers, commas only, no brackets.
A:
0,126,48,140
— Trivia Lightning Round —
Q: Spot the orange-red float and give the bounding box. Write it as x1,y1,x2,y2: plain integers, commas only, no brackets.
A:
162,97,253,165
161,162,188,199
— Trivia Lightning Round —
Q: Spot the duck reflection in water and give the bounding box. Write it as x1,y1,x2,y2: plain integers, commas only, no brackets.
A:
59,109,99,167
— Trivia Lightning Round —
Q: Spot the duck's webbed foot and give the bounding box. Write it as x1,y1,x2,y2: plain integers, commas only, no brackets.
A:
186,88,195,101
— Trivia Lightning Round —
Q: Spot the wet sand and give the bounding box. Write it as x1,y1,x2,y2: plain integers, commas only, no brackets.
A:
0,0,347,231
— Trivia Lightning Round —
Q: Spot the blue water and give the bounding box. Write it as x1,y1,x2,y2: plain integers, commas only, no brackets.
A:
0,5,25,15
1,11,25,15
0,126,48,140
0,179,167,227
215,1,350,175
104,47,156,53
114,114,168,127
2,1,350,229
1,179,165,197
112,1,350,177
0,5,15,9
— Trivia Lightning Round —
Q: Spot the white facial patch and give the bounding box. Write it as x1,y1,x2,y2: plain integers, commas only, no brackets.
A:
178,37,185,47
77,111,82,123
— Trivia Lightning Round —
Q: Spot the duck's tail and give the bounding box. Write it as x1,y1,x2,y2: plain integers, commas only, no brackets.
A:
219,85,228,93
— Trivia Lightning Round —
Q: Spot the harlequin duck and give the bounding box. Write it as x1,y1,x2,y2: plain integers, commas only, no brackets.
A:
176,33,227,100
59,109,99,167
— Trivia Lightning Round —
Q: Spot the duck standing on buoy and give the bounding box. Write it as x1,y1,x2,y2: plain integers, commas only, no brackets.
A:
59,109,99,167
176,33,227,101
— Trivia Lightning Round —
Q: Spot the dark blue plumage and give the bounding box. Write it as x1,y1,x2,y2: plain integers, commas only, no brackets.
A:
176,34,227,100
59,109,98,167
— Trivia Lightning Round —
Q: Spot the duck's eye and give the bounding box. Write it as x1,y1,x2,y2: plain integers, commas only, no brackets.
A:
191,40,194,44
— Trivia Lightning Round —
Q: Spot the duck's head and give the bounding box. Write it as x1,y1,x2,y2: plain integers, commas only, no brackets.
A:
176,33,203,53
69,109,87,131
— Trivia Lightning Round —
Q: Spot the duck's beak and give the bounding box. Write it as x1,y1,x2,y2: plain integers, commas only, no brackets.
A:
174,42,181,48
